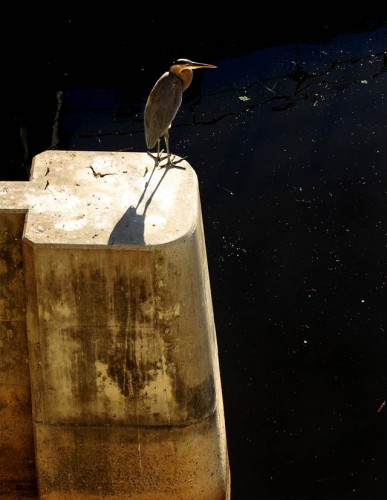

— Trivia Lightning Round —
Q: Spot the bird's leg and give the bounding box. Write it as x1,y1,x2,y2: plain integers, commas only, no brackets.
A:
159,131,186,169
157,138,163,162
165,130,172,166
147,139,164,167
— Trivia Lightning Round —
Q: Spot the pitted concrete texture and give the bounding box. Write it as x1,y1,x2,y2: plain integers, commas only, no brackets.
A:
34,411,229,500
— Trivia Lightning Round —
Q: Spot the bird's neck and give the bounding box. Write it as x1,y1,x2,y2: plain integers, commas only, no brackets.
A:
170,66,193,91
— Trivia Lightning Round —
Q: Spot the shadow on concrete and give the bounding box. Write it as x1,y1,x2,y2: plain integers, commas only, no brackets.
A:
108,159,184,245
136,157,185,213
108,205,145,245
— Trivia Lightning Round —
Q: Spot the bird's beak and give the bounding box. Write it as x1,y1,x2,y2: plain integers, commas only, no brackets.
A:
187,61,217,70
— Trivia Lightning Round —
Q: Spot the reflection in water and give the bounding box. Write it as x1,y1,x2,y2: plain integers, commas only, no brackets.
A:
57,29,386,158
270,43,387,111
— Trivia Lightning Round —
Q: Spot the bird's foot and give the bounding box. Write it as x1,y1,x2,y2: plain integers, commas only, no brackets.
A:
147,149,165,167
159,155,186,170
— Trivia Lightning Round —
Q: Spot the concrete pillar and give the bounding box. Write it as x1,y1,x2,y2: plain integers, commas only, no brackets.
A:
0,151,230,499
0,211,37,496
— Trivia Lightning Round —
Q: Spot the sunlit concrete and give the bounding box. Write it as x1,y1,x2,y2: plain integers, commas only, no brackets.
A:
0,150,230,499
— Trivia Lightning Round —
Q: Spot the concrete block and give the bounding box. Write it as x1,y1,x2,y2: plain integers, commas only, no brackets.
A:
0,151,230,498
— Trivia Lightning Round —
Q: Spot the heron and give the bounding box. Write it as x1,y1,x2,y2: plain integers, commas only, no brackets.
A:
144,58,217,167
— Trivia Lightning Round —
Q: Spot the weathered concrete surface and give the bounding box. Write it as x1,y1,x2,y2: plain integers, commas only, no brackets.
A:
0,150,230,499
0,212,38,496
34,411,228,499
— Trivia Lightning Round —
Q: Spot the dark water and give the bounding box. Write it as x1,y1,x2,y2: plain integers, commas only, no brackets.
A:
3,13,387,499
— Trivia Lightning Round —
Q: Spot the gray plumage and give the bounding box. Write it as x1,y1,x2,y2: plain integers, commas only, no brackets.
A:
144,72,183,149
144,59,217,166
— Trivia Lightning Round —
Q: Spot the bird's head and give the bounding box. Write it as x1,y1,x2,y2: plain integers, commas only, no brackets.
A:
169,59,217,90
172,58,217,71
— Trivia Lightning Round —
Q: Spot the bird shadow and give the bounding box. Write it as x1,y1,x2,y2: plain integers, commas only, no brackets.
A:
108,205,145,245
108,158,184,245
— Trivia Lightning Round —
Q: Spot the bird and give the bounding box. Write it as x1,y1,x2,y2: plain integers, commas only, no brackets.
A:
144,58,217,167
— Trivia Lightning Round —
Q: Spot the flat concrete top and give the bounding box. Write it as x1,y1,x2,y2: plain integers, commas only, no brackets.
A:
0,151,199,247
